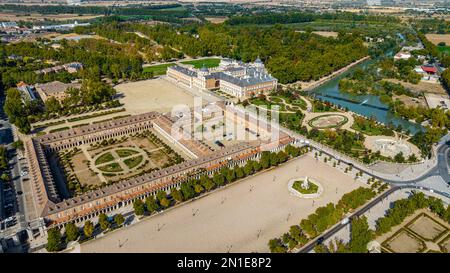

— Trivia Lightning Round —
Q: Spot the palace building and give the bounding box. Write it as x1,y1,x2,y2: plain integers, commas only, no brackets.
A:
167,58,278,99
25,105,294,230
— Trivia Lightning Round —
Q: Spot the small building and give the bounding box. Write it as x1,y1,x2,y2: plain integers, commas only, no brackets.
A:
0,22,18,29
63,62,83,73
16,82,37,101
35,81,81,102
421,65,438,75
35,62,83,75
394,51,412,61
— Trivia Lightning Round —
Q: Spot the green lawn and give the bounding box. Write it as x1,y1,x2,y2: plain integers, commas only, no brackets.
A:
95,152,114,165
143,63,175,76
116,149,139,158
142,58,220,76
292,180,319,194
180,58,220,68
123,155,144,169
438,46,450,55
98,163,123,173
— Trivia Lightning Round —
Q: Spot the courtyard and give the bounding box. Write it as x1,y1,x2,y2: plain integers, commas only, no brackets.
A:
80,153,365,253
115,78,218,114
53,130,183,195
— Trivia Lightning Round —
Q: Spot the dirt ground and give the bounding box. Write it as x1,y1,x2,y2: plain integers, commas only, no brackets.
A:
115,78,199,114
425,34,450,46
408,215,446,241
424,93,450,109
43,33,105,41
205,17,228,24
310,115,346,128
377,209,449,253
80,153,366,253
385,79,447,95
312,31,338,38
393,94,427,108
386,230,424,253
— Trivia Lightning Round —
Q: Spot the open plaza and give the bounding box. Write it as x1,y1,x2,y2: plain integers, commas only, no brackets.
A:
79,153,365,253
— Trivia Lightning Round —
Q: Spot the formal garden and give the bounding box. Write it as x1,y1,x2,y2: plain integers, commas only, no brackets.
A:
53,130,184,196
308,114,348,129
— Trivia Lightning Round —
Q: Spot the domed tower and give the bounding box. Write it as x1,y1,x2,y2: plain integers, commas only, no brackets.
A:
198,64,209,77
254,56,265,72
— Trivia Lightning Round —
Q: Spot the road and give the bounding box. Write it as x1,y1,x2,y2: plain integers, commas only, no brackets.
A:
234,101,450,190
0,99,29,250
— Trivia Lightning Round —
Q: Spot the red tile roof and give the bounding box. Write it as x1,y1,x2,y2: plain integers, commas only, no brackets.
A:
421,66,437,73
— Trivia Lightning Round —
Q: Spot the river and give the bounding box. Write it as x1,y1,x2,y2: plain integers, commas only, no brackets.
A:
309,58,424,134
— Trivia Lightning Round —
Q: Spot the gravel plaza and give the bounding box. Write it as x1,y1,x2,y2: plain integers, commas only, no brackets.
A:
80,153,365,253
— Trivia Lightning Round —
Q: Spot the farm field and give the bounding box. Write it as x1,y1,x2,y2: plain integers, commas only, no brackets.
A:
425,34,450,46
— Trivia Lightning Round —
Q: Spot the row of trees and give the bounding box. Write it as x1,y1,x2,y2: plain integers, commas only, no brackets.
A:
226,11,400,26
132,145,309,217
375,192,450,235
314,216,373,253
0,146,9,182
269,187,377,253
46,213,125,252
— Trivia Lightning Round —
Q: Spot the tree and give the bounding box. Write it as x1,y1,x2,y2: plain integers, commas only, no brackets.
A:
83,220,94,238
213,173,225,186
114,214,125,227
269,152,279,166
98,213,111,231
225,169,236,183
0,173,10,182
394,152,405,163
156,191,166,202
12,140,24,150
268,238,287,253
64,222,79,242
194,183,204,194
146,196,159,213
243,161,254,176
199,175,215,191
171,188,184,202
349,216,372,253
46,228,62,252
133,199,145,216
45,97,61,113
181,182,195,200
252,161,262,172
260,152,271,169
160,197,171,208
277,151,288,163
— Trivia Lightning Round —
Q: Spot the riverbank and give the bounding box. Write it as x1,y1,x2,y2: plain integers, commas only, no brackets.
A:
286,56,371,91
